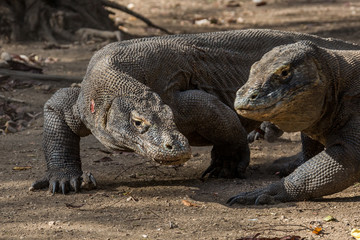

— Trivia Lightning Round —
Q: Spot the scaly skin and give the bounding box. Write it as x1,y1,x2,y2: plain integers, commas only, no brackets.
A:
31,29,360,194
230,41,360,205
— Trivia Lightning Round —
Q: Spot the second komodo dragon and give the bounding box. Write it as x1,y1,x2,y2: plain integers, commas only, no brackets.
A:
31,29,360,194
230,41,360,204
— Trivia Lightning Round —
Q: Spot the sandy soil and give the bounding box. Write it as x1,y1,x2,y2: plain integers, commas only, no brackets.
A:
1,0,360,239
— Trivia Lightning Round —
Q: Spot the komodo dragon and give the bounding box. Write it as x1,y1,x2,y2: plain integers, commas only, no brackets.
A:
230,40,360,205
31,29,360,194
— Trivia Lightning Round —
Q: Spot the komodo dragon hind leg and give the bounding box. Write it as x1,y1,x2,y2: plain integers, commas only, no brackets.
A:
171,90,250,178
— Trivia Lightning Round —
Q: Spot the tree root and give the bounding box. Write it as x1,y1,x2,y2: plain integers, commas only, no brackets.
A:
101,0,172,35
0,0,171,43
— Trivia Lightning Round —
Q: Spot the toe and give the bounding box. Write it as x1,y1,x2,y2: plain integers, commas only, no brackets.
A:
49,180,59,195
70,177,81,193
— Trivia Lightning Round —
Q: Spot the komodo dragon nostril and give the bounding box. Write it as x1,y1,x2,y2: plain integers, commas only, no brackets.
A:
164,143,173,150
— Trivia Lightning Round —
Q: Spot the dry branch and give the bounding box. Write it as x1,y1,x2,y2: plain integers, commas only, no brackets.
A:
101,0,172,34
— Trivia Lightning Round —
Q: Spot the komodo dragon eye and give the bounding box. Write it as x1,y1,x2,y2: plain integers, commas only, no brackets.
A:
131,115,151,134
274,64,292,83
133,119,142,127
132,117,144,127
281,69,289,77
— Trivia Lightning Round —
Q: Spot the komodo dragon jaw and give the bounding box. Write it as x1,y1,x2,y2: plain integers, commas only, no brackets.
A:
92,95,191,165
234,41,328,132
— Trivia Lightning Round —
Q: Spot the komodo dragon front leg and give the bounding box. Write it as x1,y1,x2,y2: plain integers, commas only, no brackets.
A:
228,120,360,204
31,87,94,194
171,90,250,178
273,133,324,177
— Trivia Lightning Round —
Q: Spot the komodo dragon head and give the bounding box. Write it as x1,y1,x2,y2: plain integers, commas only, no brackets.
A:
86,90,192,166
234,41,329,132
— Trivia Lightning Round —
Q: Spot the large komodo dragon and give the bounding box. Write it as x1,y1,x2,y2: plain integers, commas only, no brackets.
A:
230,40,360,205
31,29,360,194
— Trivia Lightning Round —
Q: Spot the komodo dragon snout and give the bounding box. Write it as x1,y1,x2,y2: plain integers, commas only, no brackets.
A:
93,94,192,165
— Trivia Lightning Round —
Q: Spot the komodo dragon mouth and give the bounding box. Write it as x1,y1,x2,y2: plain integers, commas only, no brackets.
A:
235,84,307,120
141,141,191,166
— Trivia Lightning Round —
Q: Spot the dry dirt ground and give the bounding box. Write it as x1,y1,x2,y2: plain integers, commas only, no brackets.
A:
2,0,360,239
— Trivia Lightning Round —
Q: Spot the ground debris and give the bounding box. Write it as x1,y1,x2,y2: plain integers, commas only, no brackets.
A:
1,51,43,73
237,233,302,240
0,100,40,135
253,0,267,6
181,199,200,207
351,229,360,239
12,166,32,170
65,203,85,209
323,215,337,222
225,0,242,8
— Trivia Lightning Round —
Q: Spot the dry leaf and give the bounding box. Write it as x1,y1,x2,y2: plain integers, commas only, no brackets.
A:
323,215,336,222
13,166,32,170
351,229,360,240
182,199,199,207
312,226,322,235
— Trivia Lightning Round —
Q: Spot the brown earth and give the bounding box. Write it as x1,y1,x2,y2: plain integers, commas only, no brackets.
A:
1,0,360,239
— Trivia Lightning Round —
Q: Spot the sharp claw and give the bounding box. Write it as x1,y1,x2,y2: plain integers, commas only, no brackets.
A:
71,178,80,193
62,184,66,195
50,181,58,195
226,197,234,204
207,168,218,178
61,181,69,195
201,166,213,179
227,196,238,206
89,174,97,187
74,182,80,193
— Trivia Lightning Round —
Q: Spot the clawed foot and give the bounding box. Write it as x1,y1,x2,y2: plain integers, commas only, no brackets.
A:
201,160,246,179
30,169,96,194
227,180,292,205
201,145,250,179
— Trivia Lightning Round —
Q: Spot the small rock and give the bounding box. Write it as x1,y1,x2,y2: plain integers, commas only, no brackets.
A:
1,52,11,61
48,221,56,226
34,84,52,92
127,3,135,10
226,0,241,7
169,221,178,229
236,17,245,24
253,0,267,6
195,19,211,26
